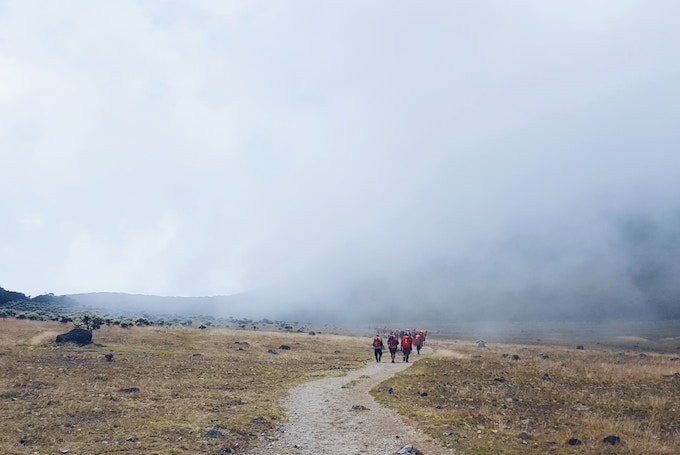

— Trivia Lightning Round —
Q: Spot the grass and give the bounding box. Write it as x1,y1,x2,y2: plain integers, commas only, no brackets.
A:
0,319,368,454
371,338,680,454
4,318,680,454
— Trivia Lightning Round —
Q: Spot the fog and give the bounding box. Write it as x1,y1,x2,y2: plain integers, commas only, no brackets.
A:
2,1,679,324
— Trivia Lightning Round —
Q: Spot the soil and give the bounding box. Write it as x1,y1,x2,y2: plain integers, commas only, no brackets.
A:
245,347,448,454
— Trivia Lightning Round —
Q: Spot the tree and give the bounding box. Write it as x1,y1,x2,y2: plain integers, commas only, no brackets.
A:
75,314,105,332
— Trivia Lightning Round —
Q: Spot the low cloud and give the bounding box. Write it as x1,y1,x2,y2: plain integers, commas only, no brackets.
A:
1,1,679,323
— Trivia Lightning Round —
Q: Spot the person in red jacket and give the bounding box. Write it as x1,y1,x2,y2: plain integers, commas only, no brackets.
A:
401,331,413,362
372,334,384,362
386,331,399,363
413,332,423,355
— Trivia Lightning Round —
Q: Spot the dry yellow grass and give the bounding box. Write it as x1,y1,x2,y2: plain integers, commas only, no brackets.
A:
372,338,680,454
0,319,368,454
5,318,680,454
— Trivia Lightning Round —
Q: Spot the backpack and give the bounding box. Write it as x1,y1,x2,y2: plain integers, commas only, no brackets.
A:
401,335,412,349
387,335,398,348
373,336,382,348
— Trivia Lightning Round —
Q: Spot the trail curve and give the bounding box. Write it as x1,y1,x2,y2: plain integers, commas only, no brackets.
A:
245,347,447,454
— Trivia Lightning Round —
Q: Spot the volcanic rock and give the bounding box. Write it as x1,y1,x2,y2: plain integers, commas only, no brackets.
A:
55,328,92,346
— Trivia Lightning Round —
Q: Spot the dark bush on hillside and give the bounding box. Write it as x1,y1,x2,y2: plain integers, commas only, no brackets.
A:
75,314,105,332
0,287,28,305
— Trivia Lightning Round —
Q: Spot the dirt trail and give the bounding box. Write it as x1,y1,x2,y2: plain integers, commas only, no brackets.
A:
245,347,448,455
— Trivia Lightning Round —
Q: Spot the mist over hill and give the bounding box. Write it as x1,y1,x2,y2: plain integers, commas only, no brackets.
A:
5,206,680,327
65,292,253,319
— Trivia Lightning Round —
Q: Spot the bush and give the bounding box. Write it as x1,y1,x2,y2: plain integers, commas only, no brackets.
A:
74,314,105,332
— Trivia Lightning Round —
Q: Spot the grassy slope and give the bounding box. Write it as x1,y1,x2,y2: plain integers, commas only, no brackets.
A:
0,320,368,454
372,338,680,454
3,319,680,454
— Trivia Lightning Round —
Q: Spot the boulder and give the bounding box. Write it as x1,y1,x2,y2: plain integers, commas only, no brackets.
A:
398,444,418,455
205,428,224,438
55,328,92,346
603,435,621,445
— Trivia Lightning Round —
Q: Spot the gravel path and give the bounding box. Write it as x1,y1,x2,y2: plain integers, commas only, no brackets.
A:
245,347,448,454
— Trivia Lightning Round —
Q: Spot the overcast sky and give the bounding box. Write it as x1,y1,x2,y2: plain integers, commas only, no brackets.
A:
2,1,679,319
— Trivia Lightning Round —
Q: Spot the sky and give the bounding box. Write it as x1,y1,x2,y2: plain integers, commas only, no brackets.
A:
2,1,679,321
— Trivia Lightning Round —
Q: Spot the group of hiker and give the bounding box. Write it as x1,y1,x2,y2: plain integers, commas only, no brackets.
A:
372,329,427,363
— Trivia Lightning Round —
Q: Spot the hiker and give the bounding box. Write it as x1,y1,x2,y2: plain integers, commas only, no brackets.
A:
372,333,384,362
387,331,399,363
401,331,413,362
413,332,423,355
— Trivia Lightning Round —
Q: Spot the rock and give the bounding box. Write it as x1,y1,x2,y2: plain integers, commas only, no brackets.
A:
540,353,550,359
351,405,369,411
501,353,510,358
205,428,224,438
267,349,278,355
541,373,551,381
419,391,428,397
576,345,585,350
567,438,582,445
279,345,291,350
572,404,591,411
253,416,266,424
119,387,140,393
55,328,92,346
519,432,531,440
494,376,506,383
603,435,621,445
104,353,114,362
476,340,487,348
512,354,520,361
308,331,316,336
398,444,418,455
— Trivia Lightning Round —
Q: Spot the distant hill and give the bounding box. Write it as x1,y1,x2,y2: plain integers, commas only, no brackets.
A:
1,285,297,322
0,286,310,330
0,287,80,312
65,291,255,318
0,286,84,322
